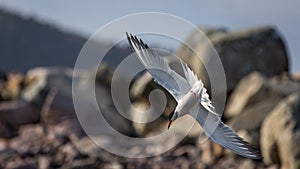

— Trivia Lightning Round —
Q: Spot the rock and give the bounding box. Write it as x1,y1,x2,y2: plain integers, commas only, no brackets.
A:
0,148,18,169
293,72,300,82
176,26,289,94
198,138,223,164
40,89,85,138
9,124,45,156
130,98,176,136
0,72,24,101
103,162,123,169
0,101,40,137
266,165,280,169
225,72,266,118
130,100,152,135
51,142,82,168
71,136,102,158
19,67,90,138
260,93,300,169
38,156,50,169
238,159,256,169
5,157,36,169
21,67,75,104
78,66,136,136
226,72,300,148
129,72,153,100
58,143,79,162
95,63,115,86
0,139,7,152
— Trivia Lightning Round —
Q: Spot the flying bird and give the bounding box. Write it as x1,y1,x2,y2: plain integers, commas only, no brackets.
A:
126,32,262,160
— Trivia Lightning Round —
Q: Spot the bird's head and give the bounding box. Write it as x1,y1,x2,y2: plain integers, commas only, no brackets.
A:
168,111,178,129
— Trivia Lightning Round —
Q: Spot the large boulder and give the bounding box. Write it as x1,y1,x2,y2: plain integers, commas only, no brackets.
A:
79,64,136,136
21,67,75,104
176,26,289,94
225,71,266,118
260,93,300,169
0,101,40,137
226,72,300,147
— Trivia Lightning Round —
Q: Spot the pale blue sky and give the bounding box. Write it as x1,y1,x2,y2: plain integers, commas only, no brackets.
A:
0,0,299,73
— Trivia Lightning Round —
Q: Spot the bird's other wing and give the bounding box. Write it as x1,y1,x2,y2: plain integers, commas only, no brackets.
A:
126,32,190,101
180,60,198,87
180,61,218,117
193,105,262,160
199,83,220,117
181,55,262,159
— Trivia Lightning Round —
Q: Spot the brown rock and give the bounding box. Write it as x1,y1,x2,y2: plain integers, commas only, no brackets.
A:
225,72,265,118
293,72,300,82
238,159,256,169
38,156,50,169
9,124,45,156
129,72,153,100
0,72,24,101
71,136,102,158
130,98,176,136
260,93,300,169
198,139,223,164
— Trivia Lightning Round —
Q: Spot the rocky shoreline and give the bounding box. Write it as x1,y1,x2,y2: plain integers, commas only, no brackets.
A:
0,26,299,169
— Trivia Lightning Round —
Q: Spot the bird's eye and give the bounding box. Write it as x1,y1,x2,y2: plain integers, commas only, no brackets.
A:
169,112,174,121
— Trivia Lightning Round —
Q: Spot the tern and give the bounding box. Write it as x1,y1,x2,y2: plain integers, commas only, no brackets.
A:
126,32,262,160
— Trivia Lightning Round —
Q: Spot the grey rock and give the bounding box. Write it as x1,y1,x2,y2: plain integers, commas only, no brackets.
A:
0,148,18,169
21,67,75,104
38,156,50,169
176,26,289,94
238,159,256,169
129,72,153,100
77,65,136,136
9,124,45,156
226,72,300,147
0,101,40,137
5,157,36,169
260,93,300,169
130,99,175,136
225,71,266,118
70,136,102,158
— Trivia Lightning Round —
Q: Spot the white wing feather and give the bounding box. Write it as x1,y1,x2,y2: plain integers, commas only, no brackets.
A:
126,33,191,101
195,105,262,159
179,55,262,159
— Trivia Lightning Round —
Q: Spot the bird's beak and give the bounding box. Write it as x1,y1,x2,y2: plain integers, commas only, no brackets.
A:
168,120,172,130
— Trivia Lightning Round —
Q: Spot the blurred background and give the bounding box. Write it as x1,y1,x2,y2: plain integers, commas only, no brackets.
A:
0,0,299,72
0,1,299,169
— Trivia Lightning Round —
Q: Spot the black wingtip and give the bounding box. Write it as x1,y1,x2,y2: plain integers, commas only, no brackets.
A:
125,32,150,50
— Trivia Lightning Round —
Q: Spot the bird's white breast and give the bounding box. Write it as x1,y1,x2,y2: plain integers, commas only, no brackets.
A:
175,82,201,116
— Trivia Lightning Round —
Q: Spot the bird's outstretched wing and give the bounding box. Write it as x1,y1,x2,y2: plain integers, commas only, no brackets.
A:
194,105,262,159
180,58,262,159
126,32,190,101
